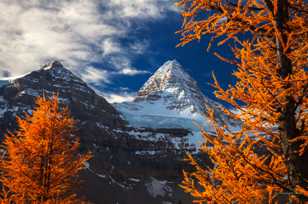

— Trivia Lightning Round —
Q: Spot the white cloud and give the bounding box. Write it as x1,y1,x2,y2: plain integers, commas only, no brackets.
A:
80,66,110,85
0,0,109,76
0,0,177,83
101,38,122,56
129,40,150,54
106,0,178,19
104,93,136,103
108,55,150,76
118,68,150,76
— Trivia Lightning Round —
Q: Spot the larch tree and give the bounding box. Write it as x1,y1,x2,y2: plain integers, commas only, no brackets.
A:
0,96,91,203
176,0,307,203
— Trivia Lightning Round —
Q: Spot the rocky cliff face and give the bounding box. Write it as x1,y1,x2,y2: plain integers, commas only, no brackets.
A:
0,61,194,204
0,61,124,132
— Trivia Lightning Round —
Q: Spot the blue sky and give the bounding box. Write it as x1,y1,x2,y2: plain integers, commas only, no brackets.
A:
104,12,237,102
0,0,235,103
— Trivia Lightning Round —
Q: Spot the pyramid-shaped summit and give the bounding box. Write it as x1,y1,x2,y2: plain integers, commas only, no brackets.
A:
0,61,124,129
43,60,64,69
138,60,198,97
115,59,225,132
39,60,81,82
135,59,217,115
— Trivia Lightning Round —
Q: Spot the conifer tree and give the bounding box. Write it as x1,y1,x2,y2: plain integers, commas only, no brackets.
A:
0,96,91,203
176,0,307,203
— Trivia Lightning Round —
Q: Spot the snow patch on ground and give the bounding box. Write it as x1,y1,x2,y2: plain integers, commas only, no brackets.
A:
145,177,173,198
128,178,141,182
135,150,159,156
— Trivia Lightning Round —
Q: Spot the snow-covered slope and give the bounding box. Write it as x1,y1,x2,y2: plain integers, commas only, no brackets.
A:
115,60,223,133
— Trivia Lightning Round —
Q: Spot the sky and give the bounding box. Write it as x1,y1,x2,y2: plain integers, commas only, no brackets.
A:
0,0,236,103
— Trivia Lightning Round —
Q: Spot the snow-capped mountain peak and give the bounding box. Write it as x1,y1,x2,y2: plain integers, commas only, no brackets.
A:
135,59,214,115
113,60,224,149
41,60,80,82
138,60,197,97
0,60,124,127
42,60,64,70
0,61,76,86
115,60,223,131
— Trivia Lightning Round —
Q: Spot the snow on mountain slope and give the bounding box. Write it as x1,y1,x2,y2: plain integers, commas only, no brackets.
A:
116,98,211,130
138,59,219,114
115,60,223,133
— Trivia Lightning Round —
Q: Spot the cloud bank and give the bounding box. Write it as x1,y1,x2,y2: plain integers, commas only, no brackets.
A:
0,0,177,84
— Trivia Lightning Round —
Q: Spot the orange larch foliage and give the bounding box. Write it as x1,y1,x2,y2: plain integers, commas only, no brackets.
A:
0,96,91,203
176,0,307,203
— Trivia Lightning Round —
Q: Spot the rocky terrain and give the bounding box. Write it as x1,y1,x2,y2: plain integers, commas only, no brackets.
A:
0,61,205,204
0,61,124,134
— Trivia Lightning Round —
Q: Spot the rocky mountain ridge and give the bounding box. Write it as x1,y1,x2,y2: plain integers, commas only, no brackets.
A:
0,61,124,133
0,61,197,204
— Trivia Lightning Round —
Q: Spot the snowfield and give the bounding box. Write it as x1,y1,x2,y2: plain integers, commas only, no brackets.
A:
114,60,232,150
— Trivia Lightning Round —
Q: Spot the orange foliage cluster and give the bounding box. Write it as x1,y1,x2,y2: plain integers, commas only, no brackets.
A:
177,0,307,203
0,96,91,203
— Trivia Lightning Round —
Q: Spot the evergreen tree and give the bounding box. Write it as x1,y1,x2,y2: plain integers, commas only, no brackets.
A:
0,96,91,203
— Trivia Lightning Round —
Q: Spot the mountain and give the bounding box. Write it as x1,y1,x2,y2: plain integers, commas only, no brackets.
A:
115,60,231,148
137,59,217,114
0,61,124,132
0,61,194,204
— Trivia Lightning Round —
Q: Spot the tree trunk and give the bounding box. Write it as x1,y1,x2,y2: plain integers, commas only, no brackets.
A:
273,0,303,192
